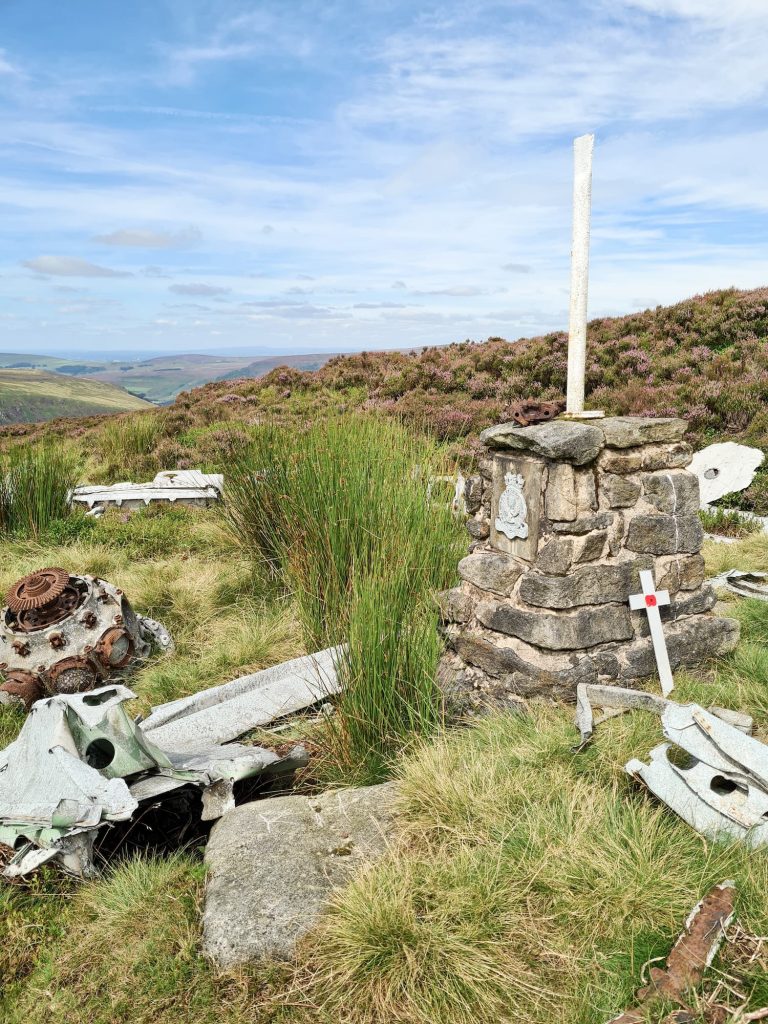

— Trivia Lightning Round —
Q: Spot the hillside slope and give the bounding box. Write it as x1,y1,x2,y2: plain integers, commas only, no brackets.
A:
185,286,768,442
0,369,152,424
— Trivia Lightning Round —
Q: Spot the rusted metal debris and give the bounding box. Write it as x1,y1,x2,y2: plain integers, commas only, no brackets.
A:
0,567,171,709
608,881,736,1024
506,399,566,428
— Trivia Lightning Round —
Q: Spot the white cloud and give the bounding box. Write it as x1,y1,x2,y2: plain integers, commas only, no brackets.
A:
168,282,230,296
22,256,132,278
93,227,201,248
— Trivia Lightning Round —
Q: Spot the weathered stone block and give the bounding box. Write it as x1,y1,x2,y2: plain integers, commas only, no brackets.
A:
467,518,490,540
536,537,574,575
631,586,718,638
458,552,523,595
641,443,693,471
464,475,483,514
620,615,739,679
480,421,604,465
476,599,633,650
597,416,687,449
436,587,473,623
455,631,597,696
520,563,638,609
552,512,614,535
655,553,706,593
625,514,704,554
576,468,598,510
642,471,700,515
545,463,577,521
203,784,398,967
602,473,641,508
573,530,607,563
598,449,643,474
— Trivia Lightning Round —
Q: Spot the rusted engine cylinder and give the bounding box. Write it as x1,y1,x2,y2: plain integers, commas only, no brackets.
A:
0,567,170,709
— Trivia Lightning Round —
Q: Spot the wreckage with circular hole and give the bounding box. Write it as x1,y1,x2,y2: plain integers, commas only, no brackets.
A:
0,567,171,709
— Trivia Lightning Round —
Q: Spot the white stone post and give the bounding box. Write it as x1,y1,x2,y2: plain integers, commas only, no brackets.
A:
566,133,595,416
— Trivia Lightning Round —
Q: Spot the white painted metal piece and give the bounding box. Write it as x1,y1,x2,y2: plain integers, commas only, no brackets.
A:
709,569,768,602
0,684,310,877
629,569,674,696
71,470,223,511
140,645,343,751
626,703,768,846
690,442,764,506
566,133,595,416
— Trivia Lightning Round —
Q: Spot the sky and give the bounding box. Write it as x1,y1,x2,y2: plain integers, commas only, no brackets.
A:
2,0,768,357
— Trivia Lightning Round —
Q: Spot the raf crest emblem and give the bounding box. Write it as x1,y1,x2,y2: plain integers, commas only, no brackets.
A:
495,471,528,540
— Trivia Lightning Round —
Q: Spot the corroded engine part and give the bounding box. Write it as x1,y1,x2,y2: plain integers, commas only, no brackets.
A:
0,568,170,709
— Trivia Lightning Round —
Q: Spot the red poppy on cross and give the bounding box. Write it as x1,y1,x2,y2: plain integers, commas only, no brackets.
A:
628,569,674,696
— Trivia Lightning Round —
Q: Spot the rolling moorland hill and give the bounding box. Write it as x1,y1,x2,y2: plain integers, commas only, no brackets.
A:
0,368,152,425
186,285,768,442
0,352,341,406
3,286,767,506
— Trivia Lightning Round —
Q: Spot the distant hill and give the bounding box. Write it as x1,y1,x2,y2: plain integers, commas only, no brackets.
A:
0,351,342,405
215,352,339,382
0,369,152,424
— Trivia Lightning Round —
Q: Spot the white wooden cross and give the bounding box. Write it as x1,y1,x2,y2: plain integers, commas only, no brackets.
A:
629,569,674,697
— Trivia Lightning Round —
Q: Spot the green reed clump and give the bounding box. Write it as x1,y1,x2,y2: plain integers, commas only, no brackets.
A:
225,415,465,782
0,444,80,539
97,411,166,482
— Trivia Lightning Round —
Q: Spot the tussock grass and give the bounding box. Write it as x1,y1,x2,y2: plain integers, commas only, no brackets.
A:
703,533,768,574
97,411,167,482
224,415,465,783
700,506,762,538
0,443,80,538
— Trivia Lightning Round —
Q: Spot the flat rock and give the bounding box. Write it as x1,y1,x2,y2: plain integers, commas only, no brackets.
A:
203,783,398,967
620,615,739,678
625,514,703,555
596,416,687,449
602,473,641,508
476,599,633,650
642,470,700,515
480,421,604,466
458,551,523,595
519,562,642,609
436,587,473,623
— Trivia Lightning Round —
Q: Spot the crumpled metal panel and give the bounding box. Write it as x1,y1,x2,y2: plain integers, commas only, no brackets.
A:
626,703,768,846
0,684,307,878
71,470,223,512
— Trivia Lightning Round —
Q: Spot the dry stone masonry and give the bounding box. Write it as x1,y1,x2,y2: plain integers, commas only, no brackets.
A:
438,417,739,708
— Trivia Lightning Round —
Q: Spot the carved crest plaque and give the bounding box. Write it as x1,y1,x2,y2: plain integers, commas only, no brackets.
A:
490,455,542,561
495,471,528,540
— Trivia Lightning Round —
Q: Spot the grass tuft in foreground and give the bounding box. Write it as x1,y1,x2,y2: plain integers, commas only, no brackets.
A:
0,443,80,539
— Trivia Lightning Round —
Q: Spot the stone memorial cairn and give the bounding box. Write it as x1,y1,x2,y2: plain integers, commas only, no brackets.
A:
438,416,739,707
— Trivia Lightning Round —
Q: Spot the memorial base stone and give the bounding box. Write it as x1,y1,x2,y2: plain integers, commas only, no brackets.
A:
438,417,739,710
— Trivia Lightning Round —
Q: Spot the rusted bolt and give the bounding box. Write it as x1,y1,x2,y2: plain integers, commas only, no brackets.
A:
114,614,123,625
11,641,30,657
49,632,65,650
0,662,7,671
83,644,93,653
82,611,97,629
115,589,122,596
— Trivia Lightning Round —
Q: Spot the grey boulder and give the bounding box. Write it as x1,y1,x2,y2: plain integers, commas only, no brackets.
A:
203,783,398,967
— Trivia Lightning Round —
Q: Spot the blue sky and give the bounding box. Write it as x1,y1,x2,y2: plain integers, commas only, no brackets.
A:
2,0,768,356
